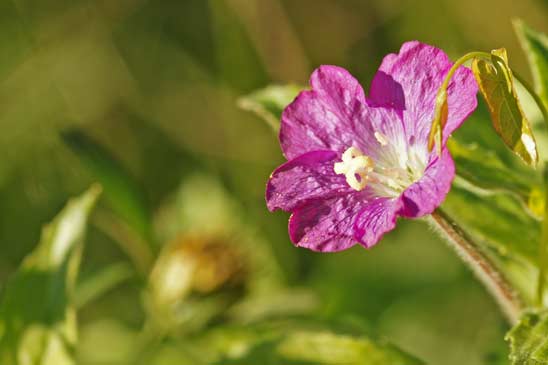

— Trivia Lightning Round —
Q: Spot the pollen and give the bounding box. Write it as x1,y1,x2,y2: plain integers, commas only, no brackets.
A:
334,146,374,191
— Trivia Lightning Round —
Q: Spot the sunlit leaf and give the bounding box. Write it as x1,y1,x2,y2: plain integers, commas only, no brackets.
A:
514,19,548,111
62,130,153,246
0,186,101,365
506,309,548,364
472,48,538,165
238,84,302,131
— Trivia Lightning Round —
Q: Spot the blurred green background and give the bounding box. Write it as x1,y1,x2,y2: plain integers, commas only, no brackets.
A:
0,1,547,364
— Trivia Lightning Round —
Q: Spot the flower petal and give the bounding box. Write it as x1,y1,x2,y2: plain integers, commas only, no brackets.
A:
353,197,403,248
288,194,366,252
400,148,455,218
369,41,478,144
280,65,370,159
266,150,352,212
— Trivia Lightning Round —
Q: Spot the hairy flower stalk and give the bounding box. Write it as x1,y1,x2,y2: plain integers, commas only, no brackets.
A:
430,209,522,324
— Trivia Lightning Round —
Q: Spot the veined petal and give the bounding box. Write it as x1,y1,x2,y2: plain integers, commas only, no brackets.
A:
400,148,455,218
266,150,352,212
288,194,367,252
369,41,478,144
353,197,403,248
280,65,371,160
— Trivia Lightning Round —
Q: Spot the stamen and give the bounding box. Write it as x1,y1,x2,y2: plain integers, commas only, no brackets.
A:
334,147,374,191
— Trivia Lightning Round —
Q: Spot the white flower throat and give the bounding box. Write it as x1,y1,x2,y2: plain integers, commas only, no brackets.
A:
334,133,427,197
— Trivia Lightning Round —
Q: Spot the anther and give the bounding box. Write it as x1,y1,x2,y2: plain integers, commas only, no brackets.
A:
334,147,374,191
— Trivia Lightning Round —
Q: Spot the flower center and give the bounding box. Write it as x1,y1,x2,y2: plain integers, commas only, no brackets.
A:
333,147,374,191
334,142,427,196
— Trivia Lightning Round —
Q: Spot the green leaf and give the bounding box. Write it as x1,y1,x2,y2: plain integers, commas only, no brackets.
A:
0,186,101,365
514,19,548,111
442,186,540,303
190,321,423,365
62,130,153,246
448,139,536,199
238,84,302,131
276,331,424,365
506,309,548,364
472,48,538,165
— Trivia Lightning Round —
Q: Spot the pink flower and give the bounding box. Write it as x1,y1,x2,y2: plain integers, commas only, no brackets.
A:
266,41,478,252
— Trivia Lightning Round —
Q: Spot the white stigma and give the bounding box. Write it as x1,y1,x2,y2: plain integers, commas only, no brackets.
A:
334,147,374,191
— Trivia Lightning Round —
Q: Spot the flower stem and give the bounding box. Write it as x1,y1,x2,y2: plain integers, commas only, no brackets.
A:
439,51,491,92
430,208,523,324
428,52,491,152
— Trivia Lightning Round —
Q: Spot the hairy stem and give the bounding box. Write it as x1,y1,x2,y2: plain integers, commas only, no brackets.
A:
430,208,523,324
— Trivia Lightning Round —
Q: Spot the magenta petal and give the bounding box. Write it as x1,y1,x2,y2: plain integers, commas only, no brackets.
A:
401,148,455,218
280,65,369,160
266,150,351,212
369,41,478,144
353,197,403,248
288,194,365,252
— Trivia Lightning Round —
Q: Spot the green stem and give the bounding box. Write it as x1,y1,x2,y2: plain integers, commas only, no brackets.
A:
538,165,548,307
431,208,523,324
438,51,491,92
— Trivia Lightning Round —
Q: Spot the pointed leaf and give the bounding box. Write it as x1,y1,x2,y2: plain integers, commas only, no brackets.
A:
514,19,548,111
506,309,548,364
238,84,302,131
472,48,538,165
277,331,424,365
0,186,101,365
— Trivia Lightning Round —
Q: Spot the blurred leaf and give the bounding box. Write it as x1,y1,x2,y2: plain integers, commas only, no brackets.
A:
62,130,153,246
506,309,548,364
74,262,134,309
195,322,423,365
514,19,548,111
472,48,538,165
228,288,319,324
277,331,424,365
208,0,268,91
0,186,101,365
77,319,139,365
238,84,302,131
